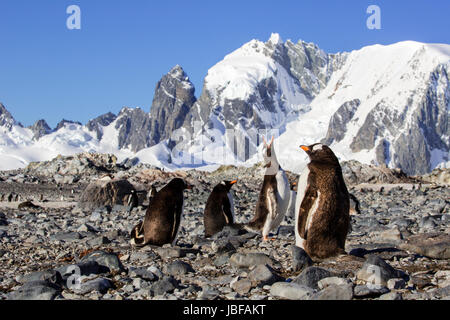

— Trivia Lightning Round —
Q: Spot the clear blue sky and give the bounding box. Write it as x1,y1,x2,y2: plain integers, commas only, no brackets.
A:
0,0,449,128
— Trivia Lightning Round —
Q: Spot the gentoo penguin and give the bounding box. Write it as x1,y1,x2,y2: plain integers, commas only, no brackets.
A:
286,182,297,219
130,185,158,245
127,190,139,213
203,180,237,237
294,143,350,260
245,136,291,241
130,178,192,246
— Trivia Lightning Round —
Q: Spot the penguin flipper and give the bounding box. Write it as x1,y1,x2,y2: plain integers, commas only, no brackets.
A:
222,197,234,225
130,221,146,246
266,186,278,220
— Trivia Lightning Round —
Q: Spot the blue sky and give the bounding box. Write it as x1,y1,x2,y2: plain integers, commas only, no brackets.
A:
0,0,449,128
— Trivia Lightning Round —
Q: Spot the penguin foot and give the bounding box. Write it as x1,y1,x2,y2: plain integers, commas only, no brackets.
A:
263,235,276,241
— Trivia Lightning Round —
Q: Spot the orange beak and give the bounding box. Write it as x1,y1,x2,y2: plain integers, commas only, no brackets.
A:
230,180,238,185
300,145,310,152
292,182,297,186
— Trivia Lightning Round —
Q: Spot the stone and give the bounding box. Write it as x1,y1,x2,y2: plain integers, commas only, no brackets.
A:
231,279,253,295
50,231,82,242
379,227,403,242
311,284,353,300
130,251,158,262
356,255,404,287
128,267,156,281
79,250,124,273
400,233,450,259
74,277,113,294
16,270,63,286
379,292,402,300
8,280,61,300
211,239,236,254
291,245,313,272
353,285,389,298
164,260,195,276
270,282,314,300
318,277,352,290
149,276,177,296
248,264,284,287
86,236,110,247
198,284,220,300
56,261,102,282
387,278,406,290
293,267,335,290
229,252,277,269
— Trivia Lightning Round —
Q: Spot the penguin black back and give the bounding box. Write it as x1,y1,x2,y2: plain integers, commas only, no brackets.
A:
204,180,237,237
138,178,191,246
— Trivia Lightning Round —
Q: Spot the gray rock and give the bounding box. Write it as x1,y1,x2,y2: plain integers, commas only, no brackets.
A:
353,285,389,298
149,276,177,296
130,251,158,262
248,264,284,287
128,267,156,281
379,292,403,300
270,282,315,300
86,236,110,247
211,239,236,254
164,260,195,276
79,250,124,273
291,245,313,272
74,277,113,294
50,231,83,242
198,284,220,300
318,277,352,290
387,278,406,290
229,252,277,269
293,267,335,290
311,284,353,300
8,280,61,300
231,279,253,295
400,233,450,259
356,255,404,287
16,270,63,286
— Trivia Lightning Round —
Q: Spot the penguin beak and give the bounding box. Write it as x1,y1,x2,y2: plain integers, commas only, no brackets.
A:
300,145,310,152
230,180,237,185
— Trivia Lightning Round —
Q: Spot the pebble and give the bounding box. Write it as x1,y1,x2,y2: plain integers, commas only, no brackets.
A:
270,282,315,300
293,267,335,290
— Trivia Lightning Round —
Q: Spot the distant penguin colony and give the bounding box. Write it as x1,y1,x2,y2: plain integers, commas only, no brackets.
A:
130,178,192,246
294,143,350,260
129,139,351,263
203,180,237,237
244,137,291,241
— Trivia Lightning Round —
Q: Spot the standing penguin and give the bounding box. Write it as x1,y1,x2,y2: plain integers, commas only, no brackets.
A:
294,143,350,260
126,190,139,213
130,185,158,244
286,182,297,219
245,136,291,241
130,178,192,246
204,180,237,237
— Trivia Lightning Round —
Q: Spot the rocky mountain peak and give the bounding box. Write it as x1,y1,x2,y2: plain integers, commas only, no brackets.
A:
0,103,18,130
28,119,52,140
55,119,83,131
149,65,196,146
86,112,117,140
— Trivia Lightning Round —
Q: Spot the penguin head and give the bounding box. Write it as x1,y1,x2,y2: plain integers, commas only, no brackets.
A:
169,178,193,191
222,180,237,191
300,143,340,165
262,136,278,168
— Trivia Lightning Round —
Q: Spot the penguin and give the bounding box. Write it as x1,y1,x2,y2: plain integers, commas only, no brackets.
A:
245,136,291,241
294,143,350,260
286,182,297,219
203,180,237,237
130,185,158,245
127,189,139,213
130,178,192,246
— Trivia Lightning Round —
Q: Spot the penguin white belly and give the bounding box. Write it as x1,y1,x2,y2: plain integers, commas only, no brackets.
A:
172,198,183,246
269,170,290,231
295,166,309,248
286,190,297,218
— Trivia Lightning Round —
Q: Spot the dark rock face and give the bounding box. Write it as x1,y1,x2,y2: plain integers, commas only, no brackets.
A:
86,112,117,140
293,267,335,290
322,99,360,145
28,119,52,140
115,107,152,152
149,65,196,146
0,103,19,130
55,119,83,131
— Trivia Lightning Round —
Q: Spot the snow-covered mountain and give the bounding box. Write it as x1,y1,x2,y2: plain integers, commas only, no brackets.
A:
0,34,448,174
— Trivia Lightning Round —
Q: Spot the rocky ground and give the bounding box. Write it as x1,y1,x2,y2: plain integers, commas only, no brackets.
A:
0,154,448,300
